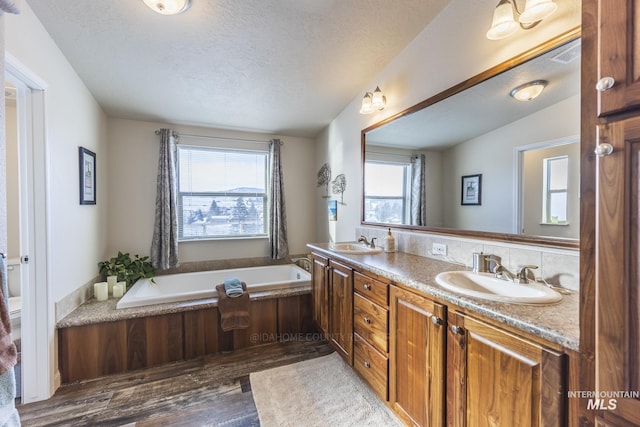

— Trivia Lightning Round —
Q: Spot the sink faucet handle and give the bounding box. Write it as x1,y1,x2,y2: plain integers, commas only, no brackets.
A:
370,237,377,248
516,265,539,283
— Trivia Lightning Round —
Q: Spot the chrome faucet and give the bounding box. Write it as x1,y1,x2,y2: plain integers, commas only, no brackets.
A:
358,236,377,248
492,264,515,281
291,257,312,272
515,265,538,284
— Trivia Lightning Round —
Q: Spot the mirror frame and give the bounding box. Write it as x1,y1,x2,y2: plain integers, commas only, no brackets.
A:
361,27,581,250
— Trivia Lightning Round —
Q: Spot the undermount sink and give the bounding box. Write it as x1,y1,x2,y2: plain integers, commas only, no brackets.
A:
329,242,383,254
435,271,562,305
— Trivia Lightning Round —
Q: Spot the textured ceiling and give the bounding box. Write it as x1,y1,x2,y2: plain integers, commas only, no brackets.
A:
28,0,451,137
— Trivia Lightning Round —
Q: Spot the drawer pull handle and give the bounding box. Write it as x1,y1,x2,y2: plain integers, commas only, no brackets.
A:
363,361,371,369
596,76,615,92
363,317,371,324
363,283,372,290
431,315,443,326
450,325,464,335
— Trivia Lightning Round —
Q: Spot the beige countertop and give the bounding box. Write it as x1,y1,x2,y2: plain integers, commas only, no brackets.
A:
308,243,579,351
57,285,311,329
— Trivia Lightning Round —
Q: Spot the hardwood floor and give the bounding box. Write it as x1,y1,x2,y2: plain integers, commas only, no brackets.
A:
18,338,333,426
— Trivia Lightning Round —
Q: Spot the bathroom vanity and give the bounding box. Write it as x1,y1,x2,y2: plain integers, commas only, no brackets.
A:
308,243,578,426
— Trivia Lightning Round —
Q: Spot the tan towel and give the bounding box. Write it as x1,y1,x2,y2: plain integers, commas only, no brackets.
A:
216,282,250,332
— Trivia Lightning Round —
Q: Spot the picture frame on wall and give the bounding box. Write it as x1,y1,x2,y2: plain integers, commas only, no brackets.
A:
79,146,96,205
328,199,338,221
461,174,481,206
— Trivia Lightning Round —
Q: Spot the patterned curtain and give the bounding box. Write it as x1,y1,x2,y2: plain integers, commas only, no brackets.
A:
410,154,426,226
268,139,289,259
0,1,20,14
150,129,179,270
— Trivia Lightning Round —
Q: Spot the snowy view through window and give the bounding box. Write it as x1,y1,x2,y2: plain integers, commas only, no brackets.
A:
178,146,268,239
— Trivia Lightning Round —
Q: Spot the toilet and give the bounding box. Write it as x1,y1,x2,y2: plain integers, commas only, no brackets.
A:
7,258,21,341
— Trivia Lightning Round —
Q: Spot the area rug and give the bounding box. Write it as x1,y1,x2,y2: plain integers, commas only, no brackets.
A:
250,352,403,427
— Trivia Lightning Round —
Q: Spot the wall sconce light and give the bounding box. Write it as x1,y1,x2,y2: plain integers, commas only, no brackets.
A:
360,86,386,114
143,0,192,15
486,0,557,40
509,80,548,101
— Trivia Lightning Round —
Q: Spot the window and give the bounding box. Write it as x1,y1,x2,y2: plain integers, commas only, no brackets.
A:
542,155,569,224
364,161,411,224
177,145,268,240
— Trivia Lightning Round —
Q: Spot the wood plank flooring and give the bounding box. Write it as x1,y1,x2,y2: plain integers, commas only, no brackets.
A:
18,338,333,426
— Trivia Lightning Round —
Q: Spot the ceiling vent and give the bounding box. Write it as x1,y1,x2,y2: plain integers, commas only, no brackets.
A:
550,41,581,64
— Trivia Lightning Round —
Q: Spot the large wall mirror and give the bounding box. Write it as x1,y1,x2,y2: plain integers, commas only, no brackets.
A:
361,30,580,248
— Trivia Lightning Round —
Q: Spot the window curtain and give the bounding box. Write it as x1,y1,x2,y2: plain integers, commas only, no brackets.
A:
268,139,289,259
410,154,426,226
150,129,179,270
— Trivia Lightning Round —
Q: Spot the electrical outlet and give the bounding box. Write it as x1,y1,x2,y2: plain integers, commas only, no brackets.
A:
432,242,447,256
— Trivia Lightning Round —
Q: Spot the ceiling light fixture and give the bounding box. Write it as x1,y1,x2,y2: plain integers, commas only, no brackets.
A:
143,0,192,15
360,86,386,114
486,0,557,40
509,80,548,101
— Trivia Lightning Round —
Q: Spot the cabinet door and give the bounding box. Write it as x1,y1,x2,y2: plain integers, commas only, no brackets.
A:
597,0,640,116
329,260,353,365
389,285,446,427
595,117,640,425
448,312,565,427
311,253,329,335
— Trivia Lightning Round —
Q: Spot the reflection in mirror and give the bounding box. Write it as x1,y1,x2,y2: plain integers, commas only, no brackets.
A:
362,34,580,244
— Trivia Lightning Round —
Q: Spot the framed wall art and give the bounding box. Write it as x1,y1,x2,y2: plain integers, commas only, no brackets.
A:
461,174,481,206
79,146,96,205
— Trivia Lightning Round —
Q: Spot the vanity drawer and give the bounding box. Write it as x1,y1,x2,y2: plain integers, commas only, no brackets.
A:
353,293,388,354
354,272,388,307
354,333,388,401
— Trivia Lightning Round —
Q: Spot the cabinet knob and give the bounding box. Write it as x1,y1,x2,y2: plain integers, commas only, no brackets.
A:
595,143,614,157
363,283,372,290
431,315,443,326
363,361,371,369
363,317,372,324
450,325,464,335
596,76,615,92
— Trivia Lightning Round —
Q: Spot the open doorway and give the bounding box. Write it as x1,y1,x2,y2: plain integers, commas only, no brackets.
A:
5,55,53,403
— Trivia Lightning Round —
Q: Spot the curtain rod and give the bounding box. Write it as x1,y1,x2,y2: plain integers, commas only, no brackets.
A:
154,130,282,145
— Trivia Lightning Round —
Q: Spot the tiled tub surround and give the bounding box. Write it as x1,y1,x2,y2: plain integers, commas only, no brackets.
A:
356,226,579,291
308,242,579,351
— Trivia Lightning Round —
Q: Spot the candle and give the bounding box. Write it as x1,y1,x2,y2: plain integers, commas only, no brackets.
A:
107,276,118,294
94,282,108,301
112,283,124,298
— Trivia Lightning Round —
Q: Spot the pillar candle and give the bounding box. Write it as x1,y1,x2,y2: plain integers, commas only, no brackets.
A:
94,282,108,301
107,275,118,294
112,283,124,298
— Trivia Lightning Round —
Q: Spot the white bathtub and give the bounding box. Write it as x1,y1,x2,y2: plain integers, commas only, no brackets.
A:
116,264,311,309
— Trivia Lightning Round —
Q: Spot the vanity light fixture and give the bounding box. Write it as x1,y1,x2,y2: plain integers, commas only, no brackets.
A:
360,86,386,114
509,80,548,101
142,0,191,15
486,0,557,40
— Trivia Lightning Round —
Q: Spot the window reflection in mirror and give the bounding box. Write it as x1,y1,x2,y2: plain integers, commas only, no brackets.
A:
362,33,580,244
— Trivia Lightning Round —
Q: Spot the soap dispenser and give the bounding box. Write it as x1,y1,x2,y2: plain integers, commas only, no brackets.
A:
384,228,396,253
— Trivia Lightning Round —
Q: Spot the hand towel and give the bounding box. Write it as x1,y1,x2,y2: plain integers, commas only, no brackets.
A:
216,282,250,331
223,277,244,298
0,256,19,426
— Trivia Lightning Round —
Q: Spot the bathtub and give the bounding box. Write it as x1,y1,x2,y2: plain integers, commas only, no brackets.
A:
116,264,311,309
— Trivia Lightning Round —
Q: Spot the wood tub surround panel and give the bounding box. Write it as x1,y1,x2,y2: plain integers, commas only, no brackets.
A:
58,294,312,383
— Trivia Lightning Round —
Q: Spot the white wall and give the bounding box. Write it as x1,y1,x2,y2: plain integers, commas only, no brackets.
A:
441,95,579,233
107,118,316,262
314,0,581,243
5,1,109,303
4,102,19,258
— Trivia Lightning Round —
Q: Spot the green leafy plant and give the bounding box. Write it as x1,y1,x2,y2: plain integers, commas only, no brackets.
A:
98,251,156,289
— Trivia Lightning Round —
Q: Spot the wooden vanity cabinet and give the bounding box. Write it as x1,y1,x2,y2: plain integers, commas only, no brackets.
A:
352,271,390,401
389,284,446,426
311,252,329,336
328,259,353,365
447,311,566,427
595,0,640,117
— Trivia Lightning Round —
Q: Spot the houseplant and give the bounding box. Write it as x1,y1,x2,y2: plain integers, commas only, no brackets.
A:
98,251,156,289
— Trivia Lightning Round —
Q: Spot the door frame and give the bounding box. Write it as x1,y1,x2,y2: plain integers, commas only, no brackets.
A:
5,52,54,403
